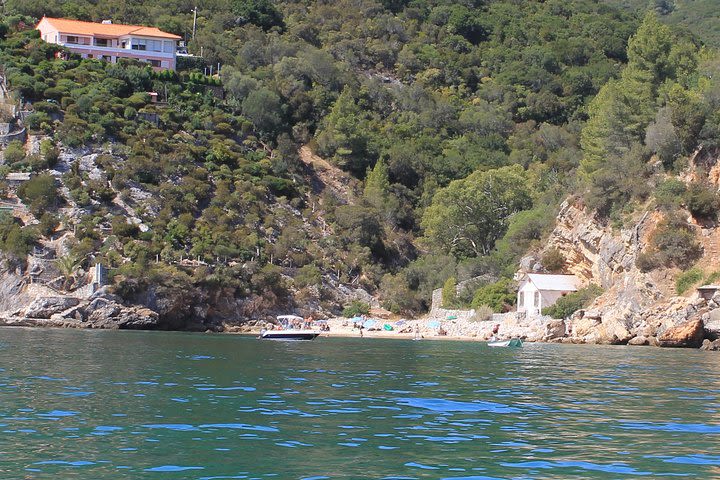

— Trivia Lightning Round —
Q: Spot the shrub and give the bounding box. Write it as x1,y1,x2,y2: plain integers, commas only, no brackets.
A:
38,212,59,236
704,270,720,285
470,278,515,312
676,267,703,295
342,300,370,318
3,140,25,165
684,182,719,220
543,284,603,319
441,276,457,308
294,264,322,288
379,273,424,315
24,112,51,132
40,139,60,168
637,214,703,271
654,179,686,211
636,251,660,272
17,174,59,216
250,264,288,299
541,248,565,272
111,216,140,239
470,305,493,322
0,212,36,260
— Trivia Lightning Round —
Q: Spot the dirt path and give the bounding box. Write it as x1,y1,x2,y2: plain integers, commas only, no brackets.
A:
299,145,359,205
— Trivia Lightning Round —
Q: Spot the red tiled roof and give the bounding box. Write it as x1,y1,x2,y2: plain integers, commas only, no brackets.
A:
39,17,181,40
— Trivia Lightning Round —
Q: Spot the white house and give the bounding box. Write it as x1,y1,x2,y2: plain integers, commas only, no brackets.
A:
36,17,181,71
517,273,580,317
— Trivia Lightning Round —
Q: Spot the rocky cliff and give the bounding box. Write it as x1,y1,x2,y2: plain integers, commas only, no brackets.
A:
533,195,720,347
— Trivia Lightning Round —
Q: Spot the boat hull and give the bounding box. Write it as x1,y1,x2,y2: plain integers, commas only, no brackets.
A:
488,338,522,348
260,331,320,340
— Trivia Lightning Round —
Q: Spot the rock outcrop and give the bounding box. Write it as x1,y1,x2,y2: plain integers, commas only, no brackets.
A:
1,288,160,330
24,297,80,319
541,200,717,348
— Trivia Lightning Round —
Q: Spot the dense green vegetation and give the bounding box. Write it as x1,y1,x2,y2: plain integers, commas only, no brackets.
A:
1,0,719,322
542,284,603,319
603,0,720,48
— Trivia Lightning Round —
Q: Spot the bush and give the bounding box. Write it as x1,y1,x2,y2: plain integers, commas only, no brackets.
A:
470,305,493,322
38,212,59,236
543,284,603,319
0,212,36,260
541,248,565,272
676,267,703,295
654,179,686,211
684,182,719,220
342,300,370,318
379,273,424,315
637,214,703,271
470,278,515,312
635,251,660,272
17,174,59,216
704,271,720,285
441,276,457,308
294,264,322,288
3,140,25,165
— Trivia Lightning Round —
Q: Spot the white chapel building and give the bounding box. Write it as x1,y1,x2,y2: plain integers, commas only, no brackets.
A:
517,274,580,317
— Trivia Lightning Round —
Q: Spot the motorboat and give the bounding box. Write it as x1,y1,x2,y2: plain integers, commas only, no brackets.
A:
260,315,321,340
487,338,523,348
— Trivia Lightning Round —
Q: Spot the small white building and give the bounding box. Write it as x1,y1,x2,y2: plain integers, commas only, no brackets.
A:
517,273,580,317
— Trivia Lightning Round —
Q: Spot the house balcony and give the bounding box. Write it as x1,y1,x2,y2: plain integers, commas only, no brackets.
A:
58,42,175,59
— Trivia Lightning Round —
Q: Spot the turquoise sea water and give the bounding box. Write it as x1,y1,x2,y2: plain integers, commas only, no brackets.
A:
0,328,718,479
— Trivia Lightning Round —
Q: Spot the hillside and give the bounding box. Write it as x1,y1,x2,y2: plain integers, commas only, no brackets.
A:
603,0,720,48
1,2,720,336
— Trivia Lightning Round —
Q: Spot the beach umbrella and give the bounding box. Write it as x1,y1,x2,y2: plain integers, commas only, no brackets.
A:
363,319,376,329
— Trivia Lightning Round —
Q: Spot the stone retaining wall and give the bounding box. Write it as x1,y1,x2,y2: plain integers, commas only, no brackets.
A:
0,127,27,146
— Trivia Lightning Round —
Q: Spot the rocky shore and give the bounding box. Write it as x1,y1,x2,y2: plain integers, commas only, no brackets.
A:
0,289,159,330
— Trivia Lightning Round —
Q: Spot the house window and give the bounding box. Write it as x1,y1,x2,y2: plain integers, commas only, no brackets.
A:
132,39,147,50
95,38,109,47
534,291,540,308
148,59,162,67
518,292,524,308
66,35,79,44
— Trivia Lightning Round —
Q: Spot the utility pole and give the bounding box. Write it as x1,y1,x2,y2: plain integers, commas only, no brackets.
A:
192,6,197,39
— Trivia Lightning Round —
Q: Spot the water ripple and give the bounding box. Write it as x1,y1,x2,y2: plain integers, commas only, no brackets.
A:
396,397,520,414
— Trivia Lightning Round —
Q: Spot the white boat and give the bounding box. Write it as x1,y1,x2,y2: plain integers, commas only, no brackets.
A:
488,338,523,348
260,315,321,340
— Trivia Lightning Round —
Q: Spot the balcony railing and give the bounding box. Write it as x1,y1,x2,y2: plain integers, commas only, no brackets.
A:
60,43,175,58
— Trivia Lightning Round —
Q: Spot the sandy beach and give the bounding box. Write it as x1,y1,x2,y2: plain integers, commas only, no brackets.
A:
244,315,528,343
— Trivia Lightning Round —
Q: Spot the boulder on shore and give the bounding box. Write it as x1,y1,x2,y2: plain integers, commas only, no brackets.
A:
543,319,566,340
700,339,720,351
657,318,705,348
628,335,649,346
85,296,159,329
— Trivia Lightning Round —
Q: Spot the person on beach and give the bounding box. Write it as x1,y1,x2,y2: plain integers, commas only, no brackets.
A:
490,323,500,341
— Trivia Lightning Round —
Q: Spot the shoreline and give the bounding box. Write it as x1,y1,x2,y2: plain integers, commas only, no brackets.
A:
2,315,718,350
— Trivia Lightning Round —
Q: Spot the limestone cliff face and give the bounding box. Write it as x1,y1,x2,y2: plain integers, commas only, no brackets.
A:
545,199,652,288
540,198,715,346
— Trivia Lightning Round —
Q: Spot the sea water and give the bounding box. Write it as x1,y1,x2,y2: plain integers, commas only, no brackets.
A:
0,328,718,478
